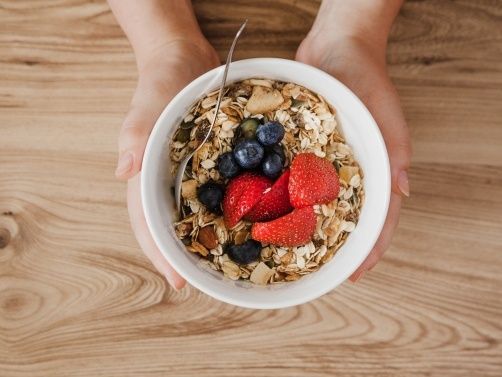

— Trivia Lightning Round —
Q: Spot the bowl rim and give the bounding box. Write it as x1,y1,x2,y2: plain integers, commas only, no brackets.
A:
141,57,390,309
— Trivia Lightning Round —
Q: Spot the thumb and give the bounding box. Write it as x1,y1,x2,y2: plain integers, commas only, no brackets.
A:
382,96,412,198
115,79,173,180
367,80,412,196
348,78,411,281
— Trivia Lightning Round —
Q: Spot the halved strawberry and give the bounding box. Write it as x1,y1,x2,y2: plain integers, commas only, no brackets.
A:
251,206,316,247
223,172,272,228
288,153,340,208
245,169,293,222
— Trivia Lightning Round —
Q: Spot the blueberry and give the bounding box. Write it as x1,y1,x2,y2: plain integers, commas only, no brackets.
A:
197,181,224,214
226,240,262,265
217,152,241,179
233,139,264,169
256,121,285,146
238,118,260,139
266,144,286,165
261,153,283,178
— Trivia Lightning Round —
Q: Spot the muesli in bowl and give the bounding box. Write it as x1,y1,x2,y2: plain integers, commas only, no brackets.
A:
170,78,364,285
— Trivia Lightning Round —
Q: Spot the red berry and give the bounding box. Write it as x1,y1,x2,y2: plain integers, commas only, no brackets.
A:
245,169,293,222
223,172,272,228
251,206,317,247
288,153,340,208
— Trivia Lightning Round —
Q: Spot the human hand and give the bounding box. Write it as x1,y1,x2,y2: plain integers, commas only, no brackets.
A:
296,33,411,282
115,40,220,289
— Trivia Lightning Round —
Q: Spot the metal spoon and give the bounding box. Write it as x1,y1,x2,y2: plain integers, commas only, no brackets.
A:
174,20,247,213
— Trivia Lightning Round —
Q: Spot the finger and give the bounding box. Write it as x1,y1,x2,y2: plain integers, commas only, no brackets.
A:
115,78,175,180
365,80,412,197
127,175,186,289
346,79,411,283
349,192,402,282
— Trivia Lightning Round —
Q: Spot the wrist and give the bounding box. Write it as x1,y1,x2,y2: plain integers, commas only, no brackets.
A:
306,0,403,53
109,0,212,69
135,35,216,73
135,37,220,84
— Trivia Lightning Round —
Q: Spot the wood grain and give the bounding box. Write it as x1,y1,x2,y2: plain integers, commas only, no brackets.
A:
1,1,502,376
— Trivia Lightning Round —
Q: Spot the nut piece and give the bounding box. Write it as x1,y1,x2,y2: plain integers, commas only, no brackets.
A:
222,261,241,280
181,179,198,200
248,79,273,88
187,241,209,257
201,159,216,169
250,262,274,285
245,86,284,114
339,166,359,184
234,230,248,245
175,222,193,238
197,226,218,250
280,252,294,265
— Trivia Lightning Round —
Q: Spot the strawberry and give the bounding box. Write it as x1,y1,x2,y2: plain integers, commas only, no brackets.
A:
288,153,340,208
245,169,293,222
251,206,316,247
223,172,272,228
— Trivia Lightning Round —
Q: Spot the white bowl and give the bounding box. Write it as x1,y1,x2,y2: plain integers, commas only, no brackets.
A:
141,58,390,309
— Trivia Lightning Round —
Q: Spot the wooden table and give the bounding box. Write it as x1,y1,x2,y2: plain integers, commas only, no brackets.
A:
1,1,501,376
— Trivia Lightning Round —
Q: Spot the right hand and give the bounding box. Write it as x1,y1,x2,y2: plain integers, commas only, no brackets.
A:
296,35,411,282
115,40,220,289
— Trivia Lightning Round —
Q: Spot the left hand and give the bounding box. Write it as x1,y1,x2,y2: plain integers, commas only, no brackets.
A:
296,35,411,282
116,40,220,289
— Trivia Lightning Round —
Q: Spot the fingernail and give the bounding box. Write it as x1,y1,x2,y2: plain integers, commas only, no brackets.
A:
164,274,179,291
350,270,365,283
398,170,410,197
115,152,133,177
164,274,185,292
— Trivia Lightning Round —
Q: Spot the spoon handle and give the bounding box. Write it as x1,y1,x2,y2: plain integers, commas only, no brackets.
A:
175,20,247,212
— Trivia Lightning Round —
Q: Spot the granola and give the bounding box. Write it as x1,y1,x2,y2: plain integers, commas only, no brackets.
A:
169,79,364,285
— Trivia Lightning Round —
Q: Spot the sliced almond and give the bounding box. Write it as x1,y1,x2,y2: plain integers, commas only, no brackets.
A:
201,95,217,109
201,159,215,169
260,246,273,259
234,230,248,245
248,78,273,88
181,179,198,200
285,273,301,282
187,241,208,257
278,98,292,111
222,261,241,280
341,220,356,233
349,174,361,188
250,262,274,285
280,252,294,265
339,165,359,184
